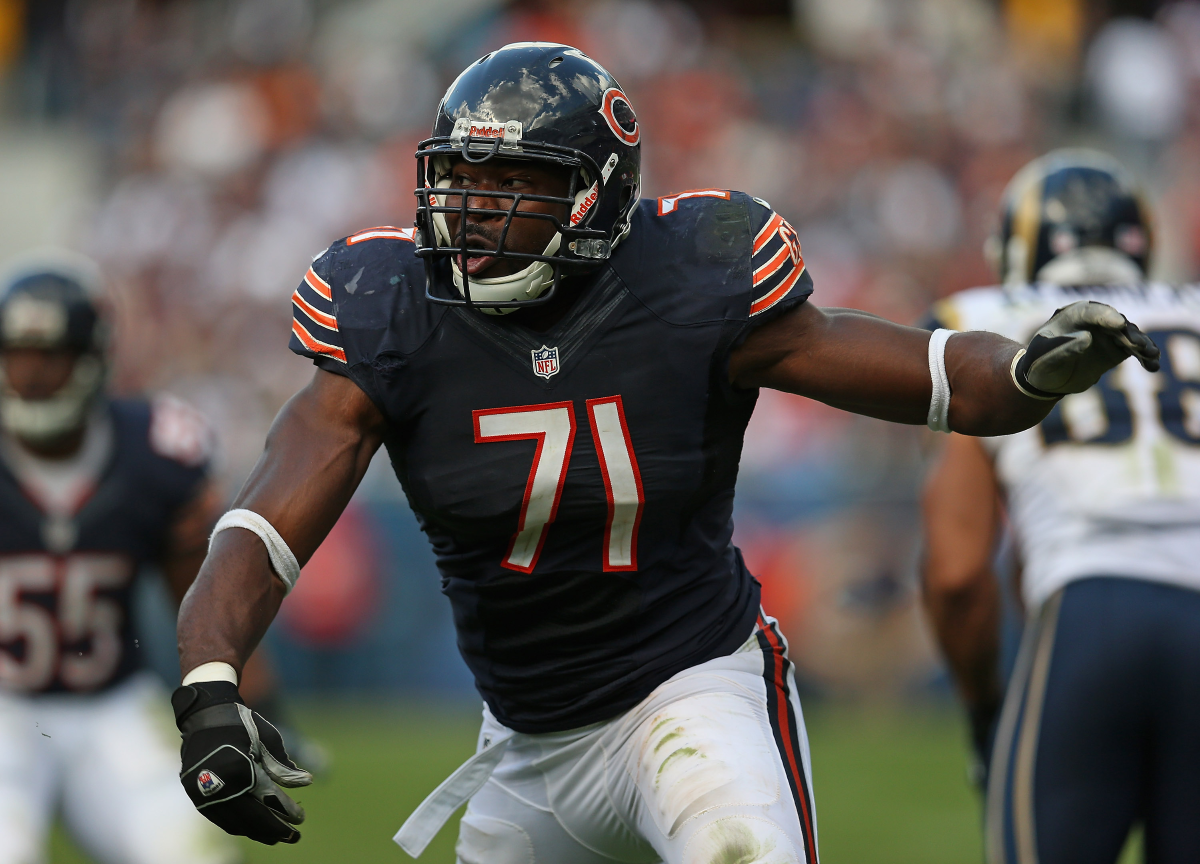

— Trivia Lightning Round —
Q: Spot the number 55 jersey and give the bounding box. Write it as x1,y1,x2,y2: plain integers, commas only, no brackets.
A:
930,283,1200,609
0,397,210,695
290,192,812,734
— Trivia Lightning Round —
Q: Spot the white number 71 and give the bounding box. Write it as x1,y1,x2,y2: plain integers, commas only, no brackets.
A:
473,396,644,574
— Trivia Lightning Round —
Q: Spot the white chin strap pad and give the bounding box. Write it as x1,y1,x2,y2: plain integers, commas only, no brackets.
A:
209,509,300,594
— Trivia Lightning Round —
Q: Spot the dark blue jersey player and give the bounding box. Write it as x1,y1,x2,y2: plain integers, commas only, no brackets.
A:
173,44,1159,861
0,253,239,863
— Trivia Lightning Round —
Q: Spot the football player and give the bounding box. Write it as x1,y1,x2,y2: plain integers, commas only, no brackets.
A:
173,46,1158,863
921,150,1200,864
0,253,239,864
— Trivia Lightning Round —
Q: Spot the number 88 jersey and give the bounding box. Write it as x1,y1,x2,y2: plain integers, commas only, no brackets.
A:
930,282,1200,608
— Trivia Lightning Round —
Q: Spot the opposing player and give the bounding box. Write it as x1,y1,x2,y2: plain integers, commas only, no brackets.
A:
922,150,1200,864
0,253,240,863
173,47,1158,863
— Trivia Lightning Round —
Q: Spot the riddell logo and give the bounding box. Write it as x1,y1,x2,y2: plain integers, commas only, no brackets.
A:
467,122,506,139
571,183,600,225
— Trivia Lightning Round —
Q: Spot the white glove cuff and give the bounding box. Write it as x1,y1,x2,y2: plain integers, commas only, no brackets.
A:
210,508,301,594
927,328,956,433
182,661,238,686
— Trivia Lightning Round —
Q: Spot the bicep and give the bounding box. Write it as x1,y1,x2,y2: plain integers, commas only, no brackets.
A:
233,368,387,565
921,433,1001,591
729,302,932,424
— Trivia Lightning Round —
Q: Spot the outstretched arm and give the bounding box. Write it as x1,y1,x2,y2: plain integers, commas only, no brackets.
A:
172,369,385,845
728,302,1157,436
177,368,386,678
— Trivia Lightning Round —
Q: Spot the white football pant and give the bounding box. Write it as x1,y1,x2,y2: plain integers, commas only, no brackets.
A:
0,671,239,864
454,616,819,864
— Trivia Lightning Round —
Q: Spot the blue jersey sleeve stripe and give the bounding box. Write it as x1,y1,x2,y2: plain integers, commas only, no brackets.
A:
292,288,338,331
752,212,784,254
304,267,332,301
291,319,347,363
750,264,807,317
753,241,792,287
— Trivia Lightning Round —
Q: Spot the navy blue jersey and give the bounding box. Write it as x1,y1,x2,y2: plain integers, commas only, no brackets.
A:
290,192,812,732
0,398,210,694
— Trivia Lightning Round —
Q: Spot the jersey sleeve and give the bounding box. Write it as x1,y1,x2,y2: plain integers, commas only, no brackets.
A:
745,200,813,323
142,395,213,510
288,249,349,375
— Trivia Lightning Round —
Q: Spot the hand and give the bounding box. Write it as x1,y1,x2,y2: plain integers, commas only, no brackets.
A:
1012,300,1160,399
172,680,313,845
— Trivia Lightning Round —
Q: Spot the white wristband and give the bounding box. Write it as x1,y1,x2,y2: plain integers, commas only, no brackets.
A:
181,661,238,687
927,328,956,433
210,508,301,594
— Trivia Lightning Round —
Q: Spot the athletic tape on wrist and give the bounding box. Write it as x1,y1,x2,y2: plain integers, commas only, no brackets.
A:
182,661,238,687
927,328,955,433
210,508,300,594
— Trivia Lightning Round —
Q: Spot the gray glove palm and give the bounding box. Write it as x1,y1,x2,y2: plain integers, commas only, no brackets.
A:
1011,300,1160,399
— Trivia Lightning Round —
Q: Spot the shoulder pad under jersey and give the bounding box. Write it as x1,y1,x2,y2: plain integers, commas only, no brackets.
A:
108,397,210,504
288,226,440,370
611,191,812,327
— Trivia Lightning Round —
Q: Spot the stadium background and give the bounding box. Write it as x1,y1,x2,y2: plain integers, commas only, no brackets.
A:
0,0,1191,860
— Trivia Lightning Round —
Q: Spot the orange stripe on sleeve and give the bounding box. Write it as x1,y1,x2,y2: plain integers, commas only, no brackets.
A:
292,289,338,331
749,265,804,317
752,244,790,287
291,319,347,363
752,213,784,254
304,268,332,301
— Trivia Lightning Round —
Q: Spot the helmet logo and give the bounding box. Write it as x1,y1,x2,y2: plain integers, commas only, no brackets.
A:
571,183,600,226
3,297,67,346
599,89,639,146
1115,224,1148,257
450,118,523,151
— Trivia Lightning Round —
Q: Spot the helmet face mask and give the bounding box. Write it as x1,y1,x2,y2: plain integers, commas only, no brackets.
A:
414,43,641,314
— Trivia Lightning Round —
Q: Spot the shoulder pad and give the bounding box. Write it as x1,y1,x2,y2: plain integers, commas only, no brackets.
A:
613,191,810,326
289,226,440,368
148,394,213,469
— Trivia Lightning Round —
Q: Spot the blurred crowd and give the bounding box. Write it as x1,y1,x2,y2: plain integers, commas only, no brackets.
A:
2,0,1199,696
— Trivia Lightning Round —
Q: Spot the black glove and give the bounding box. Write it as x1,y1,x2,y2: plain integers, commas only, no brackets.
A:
1012,300,1160,399
172,680,313,845
967,700,1000,792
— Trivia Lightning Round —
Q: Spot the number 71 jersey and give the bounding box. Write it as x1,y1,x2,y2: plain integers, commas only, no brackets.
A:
930,282,1200,608
290,192,812,734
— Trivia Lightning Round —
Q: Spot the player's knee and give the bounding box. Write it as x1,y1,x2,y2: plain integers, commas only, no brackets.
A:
456,812,535,864
682,815,804,864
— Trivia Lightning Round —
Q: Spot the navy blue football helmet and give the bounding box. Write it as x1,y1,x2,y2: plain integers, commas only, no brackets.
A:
415,43,642,312
0,251,108,443
990,149,1153,285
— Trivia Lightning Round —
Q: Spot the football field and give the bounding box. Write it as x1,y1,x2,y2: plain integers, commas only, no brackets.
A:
48,700,992,864
50,699,1143,863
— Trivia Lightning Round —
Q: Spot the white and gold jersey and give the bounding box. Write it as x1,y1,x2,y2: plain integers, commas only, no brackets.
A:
931,283,1200,607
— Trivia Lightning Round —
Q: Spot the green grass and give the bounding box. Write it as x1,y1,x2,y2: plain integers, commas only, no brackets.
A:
49,700,1141,863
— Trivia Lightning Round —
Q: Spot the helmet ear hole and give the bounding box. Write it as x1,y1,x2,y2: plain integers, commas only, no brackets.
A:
619,185,633,209
549,56,564,67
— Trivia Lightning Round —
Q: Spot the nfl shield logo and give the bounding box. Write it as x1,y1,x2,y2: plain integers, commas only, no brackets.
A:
531,345,560,379
197,769,225,797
